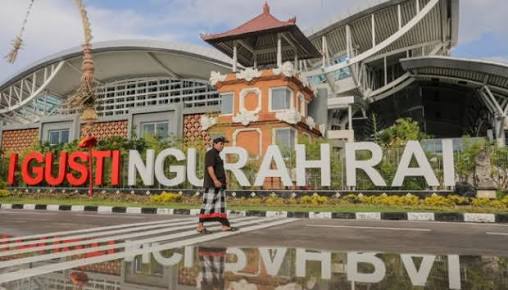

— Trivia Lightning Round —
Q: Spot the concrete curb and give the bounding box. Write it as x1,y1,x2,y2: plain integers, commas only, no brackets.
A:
0,203,505,224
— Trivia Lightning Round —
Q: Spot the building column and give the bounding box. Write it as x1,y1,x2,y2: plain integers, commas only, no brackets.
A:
233,41,238,72
348,105,353,130
495,117,506,147
277,33,282,68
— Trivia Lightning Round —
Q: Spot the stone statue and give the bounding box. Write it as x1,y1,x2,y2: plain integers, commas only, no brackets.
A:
475,149,497,198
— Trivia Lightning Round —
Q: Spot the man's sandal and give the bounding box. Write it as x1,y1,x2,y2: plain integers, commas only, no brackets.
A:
196,228,210,234
222,227,238,232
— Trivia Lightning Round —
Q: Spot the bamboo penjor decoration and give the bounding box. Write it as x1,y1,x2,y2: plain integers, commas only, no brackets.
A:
6,0,97,121
6,0,35,63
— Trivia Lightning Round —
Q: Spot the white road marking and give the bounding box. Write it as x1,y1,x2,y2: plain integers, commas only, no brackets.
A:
0,217,255,257
305,224,431,232
486,232,508,236
0,217,256,269
0,218,295,283
0,210,58,215
0,217,194,243
0,217,196,250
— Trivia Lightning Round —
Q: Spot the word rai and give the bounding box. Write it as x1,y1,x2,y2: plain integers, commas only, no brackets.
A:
7,140,455,188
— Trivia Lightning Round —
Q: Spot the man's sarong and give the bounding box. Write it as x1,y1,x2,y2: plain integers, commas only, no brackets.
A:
199,188,227,220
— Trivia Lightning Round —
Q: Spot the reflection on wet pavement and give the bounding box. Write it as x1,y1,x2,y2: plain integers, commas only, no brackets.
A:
1,242,507,289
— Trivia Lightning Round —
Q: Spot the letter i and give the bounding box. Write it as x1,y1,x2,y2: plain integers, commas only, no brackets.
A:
7,153,18,185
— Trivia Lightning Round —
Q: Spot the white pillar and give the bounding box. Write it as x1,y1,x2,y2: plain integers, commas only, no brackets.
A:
496,117,506,148
253,52,257,69
348,105,353,130
346,25,352,58
277,34,282,68
371,14,376,47
384,56,388,85
397,5,402,29
233,41,238,72
322,36,327,68
294,50,298,69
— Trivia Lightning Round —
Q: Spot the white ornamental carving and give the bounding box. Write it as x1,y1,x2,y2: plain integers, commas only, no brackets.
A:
305,116,316,129
232,110,259,126
312,87,318,96
275,109,301,125
200,115,217,130
209,71,226,86
298,73,311,88
273,61,296,77
319,124,327,136
236,67,262,82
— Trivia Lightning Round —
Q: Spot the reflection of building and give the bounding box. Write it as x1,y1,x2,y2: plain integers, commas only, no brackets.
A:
0,270,121,290
3,246,508,289
3,0,508,155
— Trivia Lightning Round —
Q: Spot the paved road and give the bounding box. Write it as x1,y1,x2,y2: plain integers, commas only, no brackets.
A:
1,209,507,257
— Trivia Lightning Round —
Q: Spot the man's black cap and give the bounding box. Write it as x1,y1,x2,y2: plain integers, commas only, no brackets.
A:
213,136,229,144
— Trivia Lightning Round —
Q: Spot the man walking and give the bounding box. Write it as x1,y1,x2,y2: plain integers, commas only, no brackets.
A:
197,136,237,233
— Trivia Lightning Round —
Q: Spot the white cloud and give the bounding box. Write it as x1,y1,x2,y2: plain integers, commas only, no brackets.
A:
480,56,508,65
0,0,175,81
458,0,508,45
1,0,507,82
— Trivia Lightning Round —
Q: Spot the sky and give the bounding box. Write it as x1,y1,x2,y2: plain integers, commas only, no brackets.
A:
0,0,507,82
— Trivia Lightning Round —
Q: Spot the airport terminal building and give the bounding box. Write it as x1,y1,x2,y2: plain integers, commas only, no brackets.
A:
1,0,507,154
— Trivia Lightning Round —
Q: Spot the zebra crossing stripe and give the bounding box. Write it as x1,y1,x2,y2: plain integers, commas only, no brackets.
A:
0,217,254,258
0,216,256,269
0,217,295,283
0,217,198,251
0,216,195,244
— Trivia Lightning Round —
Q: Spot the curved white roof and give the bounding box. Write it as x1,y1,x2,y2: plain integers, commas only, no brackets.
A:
401,56,508,96
306,0,459,61
0,39,233,96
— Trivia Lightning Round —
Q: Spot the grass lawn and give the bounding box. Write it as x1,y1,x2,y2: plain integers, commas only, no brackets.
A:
1,196,507,214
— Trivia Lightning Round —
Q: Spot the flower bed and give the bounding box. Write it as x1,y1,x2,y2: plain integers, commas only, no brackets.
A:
2,190,507,212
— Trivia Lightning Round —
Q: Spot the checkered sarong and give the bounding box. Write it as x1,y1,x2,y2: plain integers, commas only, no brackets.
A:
199,188,227,220
199,247,225,290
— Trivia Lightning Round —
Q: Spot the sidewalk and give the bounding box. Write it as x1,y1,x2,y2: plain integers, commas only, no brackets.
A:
1,203,507,224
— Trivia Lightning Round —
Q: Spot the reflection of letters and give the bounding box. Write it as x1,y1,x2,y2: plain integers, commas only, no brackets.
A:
259,247,288,276
225,248,247,273
347,252,386,283
401,254,436,286
152,250,183,266
124,241,151,263
296,248,331,279
184,246,194,268
448,255,461,290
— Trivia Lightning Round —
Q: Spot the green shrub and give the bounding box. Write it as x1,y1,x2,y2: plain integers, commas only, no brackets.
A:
471,198,506,209
0,189,10,198
423,193,455,207
300,193,329,205
265,193,285,206
446,195,470,206
150,192,182,203
342,194,360,204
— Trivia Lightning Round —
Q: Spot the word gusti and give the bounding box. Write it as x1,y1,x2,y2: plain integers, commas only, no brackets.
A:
7,140,455,187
